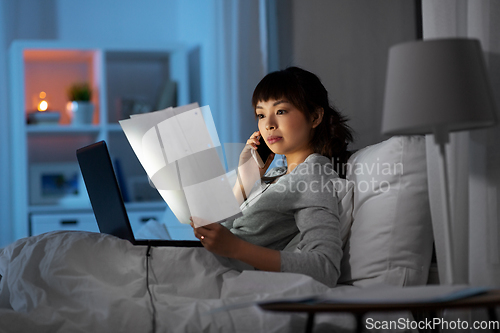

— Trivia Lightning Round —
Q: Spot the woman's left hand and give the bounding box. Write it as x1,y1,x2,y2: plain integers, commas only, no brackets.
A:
190,218,242,258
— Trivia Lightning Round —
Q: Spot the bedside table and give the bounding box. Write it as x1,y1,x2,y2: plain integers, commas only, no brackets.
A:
259,289,500,333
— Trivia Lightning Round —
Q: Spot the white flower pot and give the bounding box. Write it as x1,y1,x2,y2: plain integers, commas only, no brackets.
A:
71,101,94,125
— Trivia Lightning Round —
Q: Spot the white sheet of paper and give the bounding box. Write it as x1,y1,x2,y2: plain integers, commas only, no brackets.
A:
119,106,175,167
157,108,216,163
200,105,221,148
119,103,242,226
185,174,242,227
157,189,191,224
119,104,199,225
141,126,167,177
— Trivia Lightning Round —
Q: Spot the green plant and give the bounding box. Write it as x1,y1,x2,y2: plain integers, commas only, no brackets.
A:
67,83,92,101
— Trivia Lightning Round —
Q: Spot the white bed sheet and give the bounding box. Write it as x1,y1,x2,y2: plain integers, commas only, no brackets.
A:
0,231,408,333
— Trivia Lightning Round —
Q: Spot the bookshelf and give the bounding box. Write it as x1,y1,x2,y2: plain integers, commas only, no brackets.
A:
9,40,193,240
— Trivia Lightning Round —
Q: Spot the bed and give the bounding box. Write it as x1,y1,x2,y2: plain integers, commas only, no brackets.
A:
0,136,433,332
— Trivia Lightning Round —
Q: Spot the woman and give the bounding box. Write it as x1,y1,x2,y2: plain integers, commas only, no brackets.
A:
192,67,353,287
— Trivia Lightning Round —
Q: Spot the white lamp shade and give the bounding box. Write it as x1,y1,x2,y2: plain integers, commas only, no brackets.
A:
382,38,496,135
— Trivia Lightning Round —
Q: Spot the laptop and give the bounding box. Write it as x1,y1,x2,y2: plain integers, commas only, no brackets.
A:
76,140,202,247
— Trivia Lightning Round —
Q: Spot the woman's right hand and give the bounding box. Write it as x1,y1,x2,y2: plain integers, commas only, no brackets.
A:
239,131,275,177
233,131,274,204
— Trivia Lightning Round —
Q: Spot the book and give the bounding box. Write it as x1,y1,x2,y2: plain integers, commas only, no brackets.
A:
119,103,242,227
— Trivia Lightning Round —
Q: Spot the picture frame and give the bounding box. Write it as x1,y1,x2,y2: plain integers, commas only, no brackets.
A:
30,162,88,205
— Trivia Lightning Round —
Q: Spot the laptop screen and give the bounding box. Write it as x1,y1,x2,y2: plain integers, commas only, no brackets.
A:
76,141,136,243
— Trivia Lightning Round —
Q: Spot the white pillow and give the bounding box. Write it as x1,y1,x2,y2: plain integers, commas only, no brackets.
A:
283,177,354,252
333,178,355,247
338,136,433,287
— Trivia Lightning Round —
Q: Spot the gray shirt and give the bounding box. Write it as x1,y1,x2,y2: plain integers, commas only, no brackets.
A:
223,153,342,287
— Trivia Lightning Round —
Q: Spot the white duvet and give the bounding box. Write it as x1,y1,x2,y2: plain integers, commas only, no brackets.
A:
0,231,365,333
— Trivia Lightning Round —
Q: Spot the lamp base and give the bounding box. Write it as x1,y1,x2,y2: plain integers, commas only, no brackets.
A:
433,127,456,285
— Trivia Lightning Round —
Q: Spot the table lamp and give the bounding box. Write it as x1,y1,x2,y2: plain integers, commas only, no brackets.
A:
381,38,497,285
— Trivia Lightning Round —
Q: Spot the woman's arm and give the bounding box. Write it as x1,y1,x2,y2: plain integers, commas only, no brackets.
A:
281,206,341,287
192,222,281,272
278,158,343,287
233,131,275,205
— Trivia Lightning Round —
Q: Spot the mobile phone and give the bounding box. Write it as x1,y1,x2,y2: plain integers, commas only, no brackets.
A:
251,136,273,168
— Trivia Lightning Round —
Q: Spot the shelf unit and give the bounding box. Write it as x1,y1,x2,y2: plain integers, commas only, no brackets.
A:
9,40,193,241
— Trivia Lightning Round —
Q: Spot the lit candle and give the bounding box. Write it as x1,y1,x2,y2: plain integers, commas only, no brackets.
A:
38,100,48,111
28,91,60,125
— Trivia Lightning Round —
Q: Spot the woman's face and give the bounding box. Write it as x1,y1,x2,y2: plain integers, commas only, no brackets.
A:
255,98,318,163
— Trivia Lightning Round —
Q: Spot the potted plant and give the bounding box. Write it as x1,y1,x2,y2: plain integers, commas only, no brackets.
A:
68,83,94,125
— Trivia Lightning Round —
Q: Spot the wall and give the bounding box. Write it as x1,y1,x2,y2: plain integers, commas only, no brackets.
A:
277,0,418,149
56,0,178,44
176,0,217,126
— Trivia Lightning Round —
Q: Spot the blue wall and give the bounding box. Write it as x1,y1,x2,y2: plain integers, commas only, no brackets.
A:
56,0,179,44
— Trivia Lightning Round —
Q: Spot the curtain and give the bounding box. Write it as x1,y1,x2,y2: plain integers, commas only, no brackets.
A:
211,0,267,145
422,0,500,286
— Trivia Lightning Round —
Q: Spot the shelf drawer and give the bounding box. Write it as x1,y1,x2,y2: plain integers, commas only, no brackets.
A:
127,211,165,235
31,213,99,236
159,209,197,240
164,226,198,241
127,210,197,241
31,210,196,240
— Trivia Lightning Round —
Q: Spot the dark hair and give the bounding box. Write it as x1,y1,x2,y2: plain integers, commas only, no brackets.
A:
252,66,354,177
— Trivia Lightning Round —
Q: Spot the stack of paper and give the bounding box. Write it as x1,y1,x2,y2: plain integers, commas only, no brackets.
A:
119,103,242,227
